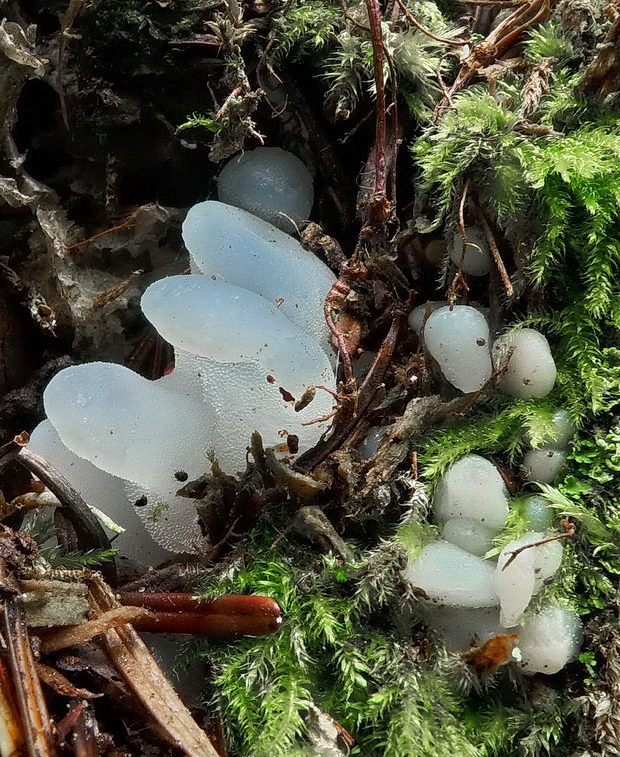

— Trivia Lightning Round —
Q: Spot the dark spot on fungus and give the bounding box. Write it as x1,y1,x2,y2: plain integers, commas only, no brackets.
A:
279,387,295,403
175,470,189,482
476,338,486,346
267,375,276,384
287,434,299,453
134,495,148,507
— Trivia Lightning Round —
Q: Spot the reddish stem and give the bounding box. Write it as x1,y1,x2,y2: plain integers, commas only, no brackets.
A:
119,593,282,637
366,0,387,202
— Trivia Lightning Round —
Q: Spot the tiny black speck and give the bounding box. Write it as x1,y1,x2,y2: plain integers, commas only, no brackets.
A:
175,470,189,482
134,495,148,507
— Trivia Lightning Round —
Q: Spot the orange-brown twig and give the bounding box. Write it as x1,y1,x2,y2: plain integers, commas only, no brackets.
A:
474,201,514,297
395,0,469,45
501,518,576,571
64,221,136,251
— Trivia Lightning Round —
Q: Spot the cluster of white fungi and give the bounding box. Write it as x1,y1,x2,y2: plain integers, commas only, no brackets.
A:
28,146,580,673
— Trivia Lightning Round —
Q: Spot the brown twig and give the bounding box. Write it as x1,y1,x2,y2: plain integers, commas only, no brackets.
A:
295,308,407,471
447,178,473,303
324,281,355,383
365,0,389,214
501,518,575,571
394,0,469,45
339,0,372,31
118,593,283,637
474,201,514,297
16,448,116,584
435,0,552,119
3,598,54,756
87,574,221,756
64,221,136,251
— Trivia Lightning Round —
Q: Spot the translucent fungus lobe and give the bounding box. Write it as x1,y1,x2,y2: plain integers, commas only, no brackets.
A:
403,541,499,608
424,306,492,393
433,454,509,531
493,328,557,399
450,227,492,276
217,147,313,232
183,201,336,354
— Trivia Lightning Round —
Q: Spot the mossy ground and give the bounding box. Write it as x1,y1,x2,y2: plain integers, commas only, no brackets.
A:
2,0,620,755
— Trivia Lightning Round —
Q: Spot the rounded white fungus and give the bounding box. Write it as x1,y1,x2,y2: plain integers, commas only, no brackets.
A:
433,454,509,532
217,147,313,232
517,606,582,674
522,495,554,531
403,541,499,608
492,328,557,399
408,301,445,338
424,306,493,393
182,201,336,355
28,421,175,564
494,532,563,627
450,227,492,276
523,449,567,483
423,606,504,651
441,517,495,557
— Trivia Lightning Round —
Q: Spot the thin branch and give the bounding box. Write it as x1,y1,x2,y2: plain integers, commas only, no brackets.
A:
447,178,472,303
295,308,407,471
501,518,576,571
3,597,54,756
395,0,469,45
474,201,514,297
16,448,117,584
365,0,388,203
64,221,136,251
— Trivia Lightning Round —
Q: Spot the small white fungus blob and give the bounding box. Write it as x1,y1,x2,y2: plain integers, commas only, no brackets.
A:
217,147,313,232
534,540,563,590
358,425,389,460
433,454,509,531
424,306,493,393
183,201,336,354
450,227,492,276
523,449,567,483
522,495,554,531
408,301,445,338
524,409,574,450
441,517,495,557
423,606,504,651
494,532,563,627
28,421,174,565
495,534,538,627
517,606,582,674
403,541,499,608
492,328,557,399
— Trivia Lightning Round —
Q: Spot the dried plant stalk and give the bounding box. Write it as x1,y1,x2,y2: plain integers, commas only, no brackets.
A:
87,574,220,757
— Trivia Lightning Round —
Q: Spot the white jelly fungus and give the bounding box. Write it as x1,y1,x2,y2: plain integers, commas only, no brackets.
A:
441,517,495,557
402,541,499,608
38,190,336,553
433,454,508,531
217,147,313,232
424,306,492,393
492,328,557,399
523,449,568,484
450,227,492,276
